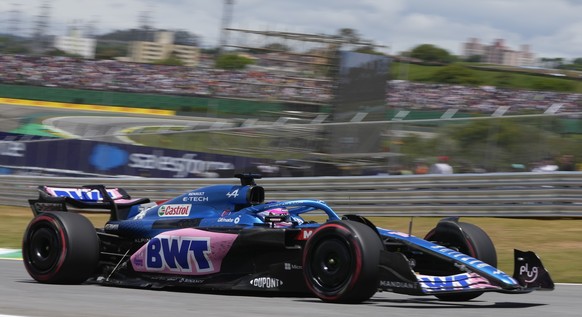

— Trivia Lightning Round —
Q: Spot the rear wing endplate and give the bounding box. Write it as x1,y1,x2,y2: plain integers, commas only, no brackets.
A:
28,184,149,221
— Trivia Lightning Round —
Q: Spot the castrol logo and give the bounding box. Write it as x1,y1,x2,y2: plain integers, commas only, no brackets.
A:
158,204,191,217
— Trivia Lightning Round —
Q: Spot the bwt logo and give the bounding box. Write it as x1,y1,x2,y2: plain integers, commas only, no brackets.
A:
418,275,470,289
51,189,120,201
158,204,191,217
146,236,213,273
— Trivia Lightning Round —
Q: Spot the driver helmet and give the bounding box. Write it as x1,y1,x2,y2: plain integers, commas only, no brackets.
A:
257,207,295,227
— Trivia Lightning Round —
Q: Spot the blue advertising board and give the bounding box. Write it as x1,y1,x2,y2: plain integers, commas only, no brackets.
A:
0,133,266,178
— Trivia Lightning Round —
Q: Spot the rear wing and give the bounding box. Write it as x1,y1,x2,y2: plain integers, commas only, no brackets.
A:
28,184,150,220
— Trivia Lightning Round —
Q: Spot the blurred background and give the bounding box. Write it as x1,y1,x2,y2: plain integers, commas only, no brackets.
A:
1,1,582,178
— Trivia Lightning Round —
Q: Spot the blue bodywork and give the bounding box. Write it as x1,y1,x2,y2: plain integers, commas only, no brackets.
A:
29,175,553,297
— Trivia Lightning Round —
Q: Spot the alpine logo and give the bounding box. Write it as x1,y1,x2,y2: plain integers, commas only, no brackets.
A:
158,204,191,217
249,277,283,289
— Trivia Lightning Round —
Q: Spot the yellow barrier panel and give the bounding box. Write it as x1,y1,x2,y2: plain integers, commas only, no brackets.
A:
0,98,176,116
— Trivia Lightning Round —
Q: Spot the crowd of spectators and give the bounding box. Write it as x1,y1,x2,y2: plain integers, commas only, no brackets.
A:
1,54,581,113
387,80,582,113
0,54,333,104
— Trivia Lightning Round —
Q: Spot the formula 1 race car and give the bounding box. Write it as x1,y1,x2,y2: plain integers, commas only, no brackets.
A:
22,174,554,303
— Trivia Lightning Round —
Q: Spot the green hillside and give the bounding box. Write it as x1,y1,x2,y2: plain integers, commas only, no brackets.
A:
390,62,582,92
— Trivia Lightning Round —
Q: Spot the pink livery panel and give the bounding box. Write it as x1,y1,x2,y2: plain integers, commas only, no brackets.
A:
130,228,238,275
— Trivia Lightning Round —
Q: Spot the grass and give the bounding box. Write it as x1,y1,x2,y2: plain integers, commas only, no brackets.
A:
3,206,580,283
390,62,582,92
129,129,314,160
1,206,109,249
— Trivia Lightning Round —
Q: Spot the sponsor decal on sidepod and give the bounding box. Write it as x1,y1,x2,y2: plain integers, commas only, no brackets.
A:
250,277,284,289
131,228,238,275
158,204,191,217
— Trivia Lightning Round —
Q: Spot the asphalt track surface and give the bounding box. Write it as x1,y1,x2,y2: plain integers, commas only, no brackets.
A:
0,103,231,144
1,260,580,317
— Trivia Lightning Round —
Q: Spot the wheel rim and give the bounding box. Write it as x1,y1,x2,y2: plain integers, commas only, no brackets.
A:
310,238,352,292
28,226,61,272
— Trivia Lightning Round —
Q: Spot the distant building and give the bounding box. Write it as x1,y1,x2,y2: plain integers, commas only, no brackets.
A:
53,27,96,59
462,38,535,67
518,45,535,66
463,38,484,58
123,31,200,67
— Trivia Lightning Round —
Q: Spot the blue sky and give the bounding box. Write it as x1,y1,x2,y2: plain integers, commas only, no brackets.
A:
2,0,582,60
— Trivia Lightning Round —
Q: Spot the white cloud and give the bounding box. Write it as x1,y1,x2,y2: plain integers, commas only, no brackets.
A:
1,0,581,59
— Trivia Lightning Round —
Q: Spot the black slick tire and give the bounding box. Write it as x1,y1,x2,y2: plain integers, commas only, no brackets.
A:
22,212,100,284
303,220,383,303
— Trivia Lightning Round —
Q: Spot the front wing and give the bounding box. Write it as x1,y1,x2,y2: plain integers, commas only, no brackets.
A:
377,247,554,296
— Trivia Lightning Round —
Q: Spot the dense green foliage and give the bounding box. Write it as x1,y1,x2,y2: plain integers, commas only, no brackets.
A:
214,54,254,70
95,41,128,60
45,48,83,58
0,36,31,54
408,44,456,64
390,62,582,93
427,63,483,85
399,117,582,172
560,62,582,71
154,54,185,66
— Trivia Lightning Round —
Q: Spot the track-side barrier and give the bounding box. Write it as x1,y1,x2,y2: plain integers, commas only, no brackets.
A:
2,172,582,218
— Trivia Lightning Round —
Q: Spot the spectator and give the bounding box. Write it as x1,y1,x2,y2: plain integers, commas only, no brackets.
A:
429,156,453,174
1,54,581,111
387,80,581,114
532,157,559,172
0,54,333,104
413,160,429,174
558,154,575,171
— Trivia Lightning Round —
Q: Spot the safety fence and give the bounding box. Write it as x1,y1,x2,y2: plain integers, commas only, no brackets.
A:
1,172,582,218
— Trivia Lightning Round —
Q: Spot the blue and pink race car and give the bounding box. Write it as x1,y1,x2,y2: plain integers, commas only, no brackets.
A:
22,174,553,303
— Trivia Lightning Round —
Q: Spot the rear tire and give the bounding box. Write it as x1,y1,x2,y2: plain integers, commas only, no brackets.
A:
424,221,497,301
303,221,383,303
22,212,100,284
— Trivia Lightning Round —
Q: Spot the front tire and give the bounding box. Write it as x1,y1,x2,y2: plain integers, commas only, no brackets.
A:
22,212,100,284
303,221,383,303
424,220,497,301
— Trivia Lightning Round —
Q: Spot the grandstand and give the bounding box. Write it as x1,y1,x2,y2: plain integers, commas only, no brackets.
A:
3,27,582,176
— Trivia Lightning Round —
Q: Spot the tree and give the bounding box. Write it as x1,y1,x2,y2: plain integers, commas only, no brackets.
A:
201,47,220,55
557,57,582,71
409,44,455,64
95,41,128,60
443,118,566,171
540,57,564,69
173,30,200,46
214,54,254,70
98,29,153,42
154,53,185,66
0,36,31,54
45,48,83,58
354,45,385,55
464,55,482,63
336,28,361,43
